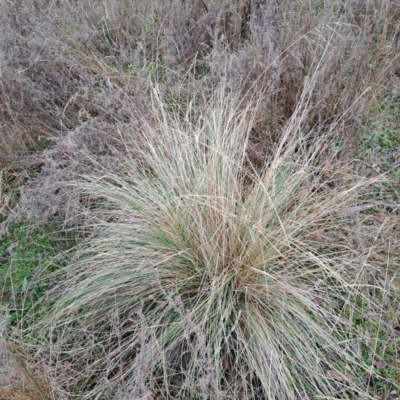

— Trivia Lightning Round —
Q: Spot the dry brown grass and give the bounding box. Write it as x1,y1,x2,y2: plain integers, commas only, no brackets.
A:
0,339,54,400
1,0,398,157
1,0,398,227
0,0,399,399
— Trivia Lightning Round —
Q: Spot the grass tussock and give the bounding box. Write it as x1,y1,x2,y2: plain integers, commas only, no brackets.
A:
27,83,396,399
0,0,399,399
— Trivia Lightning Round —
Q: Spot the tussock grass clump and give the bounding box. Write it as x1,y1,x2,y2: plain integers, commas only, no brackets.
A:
30,85,392,399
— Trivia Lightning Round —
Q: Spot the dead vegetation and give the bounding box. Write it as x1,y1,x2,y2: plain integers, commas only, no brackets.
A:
0,0,399,399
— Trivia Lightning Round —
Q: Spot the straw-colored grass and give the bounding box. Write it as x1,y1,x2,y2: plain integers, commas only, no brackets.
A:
27,82,393,399
0,0,398,398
